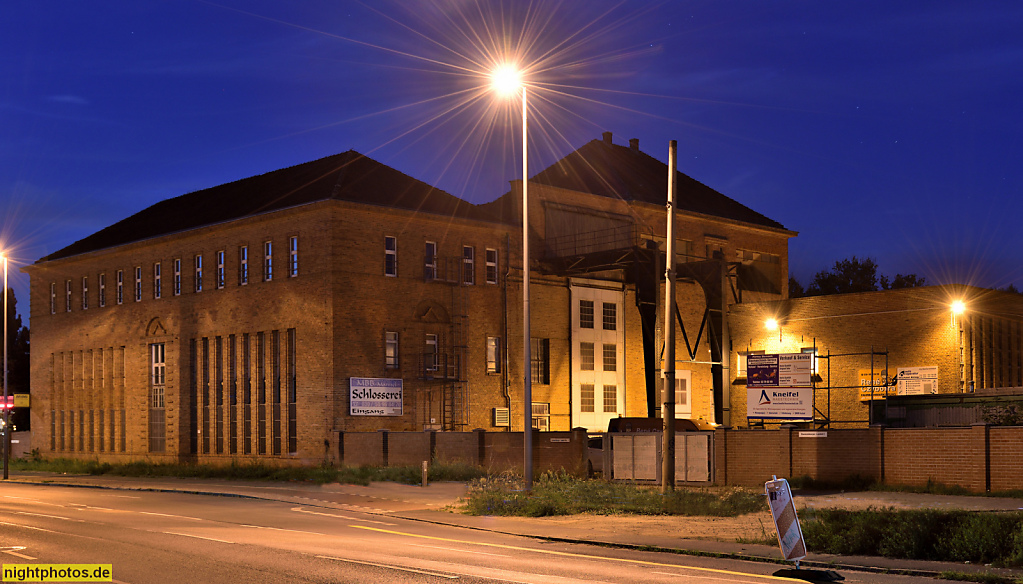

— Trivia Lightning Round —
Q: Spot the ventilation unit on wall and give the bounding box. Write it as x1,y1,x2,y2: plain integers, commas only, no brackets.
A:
493,407,510,427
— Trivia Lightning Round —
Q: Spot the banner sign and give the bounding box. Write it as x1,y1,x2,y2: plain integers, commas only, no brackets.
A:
897,367,938,395
747,353,812,388
747,387,813,420
858,369,896,401
765,477,807,562
349,377,403,416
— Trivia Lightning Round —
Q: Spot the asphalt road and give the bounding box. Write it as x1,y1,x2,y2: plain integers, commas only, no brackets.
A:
0,483,946,584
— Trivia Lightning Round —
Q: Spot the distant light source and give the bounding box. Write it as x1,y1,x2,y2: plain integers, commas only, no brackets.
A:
490,65,522,97
765,318,778,331
951,300,966,316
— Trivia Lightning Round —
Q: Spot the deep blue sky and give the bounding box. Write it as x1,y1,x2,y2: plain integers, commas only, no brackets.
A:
3,1,1022,319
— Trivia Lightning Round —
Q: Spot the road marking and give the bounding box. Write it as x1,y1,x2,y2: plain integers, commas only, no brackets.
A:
14,511,85,523
290,506,396,526
350,526,805,583
161,531,234,543
409,543,512,558
0,520,56,533
104,495,141,499
140,511,203,521
241,524,327,536
315,555,458,579
3,496,65,507
1,546,36,560
68,504,121,512
652,571,767,584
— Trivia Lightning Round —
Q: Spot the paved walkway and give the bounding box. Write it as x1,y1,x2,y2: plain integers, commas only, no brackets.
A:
4,471,1022,581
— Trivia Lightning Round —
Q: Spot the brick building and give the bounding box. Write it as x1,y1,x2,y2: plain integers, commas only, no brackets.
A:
26,133,794,463
728,286,1023,428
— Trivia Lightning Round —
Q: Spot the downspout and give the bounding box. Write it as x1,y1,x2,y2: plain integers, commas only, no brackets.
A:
502,232,511,429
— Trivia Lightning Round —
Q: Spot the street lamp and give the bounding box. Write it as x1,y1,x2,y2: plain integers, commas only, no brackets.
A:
490,64,533,489
2,253,8,480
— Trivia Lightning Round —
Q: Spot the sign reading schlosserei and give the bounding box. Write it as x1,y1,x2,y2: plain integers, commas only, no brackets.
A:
350,377,403,416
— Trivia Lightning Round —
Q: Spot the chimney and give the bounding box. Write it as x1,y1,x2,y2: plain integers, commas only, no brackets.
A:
629,138,639,152
602,131,613,146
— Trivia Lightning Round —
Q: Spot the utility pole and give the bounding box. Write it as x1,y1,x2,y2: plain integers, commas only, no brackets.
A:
661,140,677,492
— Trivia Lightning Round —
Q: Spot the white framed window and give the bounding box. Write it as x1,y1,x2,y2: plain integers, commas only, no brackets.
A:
603,385,617,413
239,246,248,285
154,262,162,299
65,280,72,312
99,274,106,307
384,236,397,277
289,236,298,277
531,338,550,385
580,342,595,371
81,277,88,310
194,255,203,292
486,336,501,374
151,343,166,393
579,300,594,329
425,334,438,371
602,343,616,371
531,402,550,431
602,303,617,330
424,242,437,280
385,331,399,369
216,250,225,289
134,266,142,302
50,283,56,314
116,270,123,305
485,248,498,284
173,259,181,295
580,384,595,413
263,241,273,281
462,246,475,285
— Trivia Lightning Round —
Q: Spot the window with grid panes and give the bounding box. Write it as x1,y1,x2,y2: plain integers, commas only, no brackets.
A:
602,344,616,371
580,384,595,412
580,342,594,371
602,303,616,330
579,300,594,328
603,385,617,412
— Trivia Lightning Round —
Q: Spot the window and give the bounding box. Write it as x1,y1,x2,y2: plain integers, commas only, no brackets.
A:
50,283,56,314
602,344,617,371
154,263,162,299
425,334,438,371
531,403,550,431
65,280,72,312
802,347,819,375
99,274,106,307
289,236,298,277
116,271,123,305
580,342,595,371
462,246,475,285
216,251,225,289
134,266,142,302
149,343,166,453
580,384,595,413
263,241,273,281
151,343,166,393
675,376,689,408
194,255,203,292
486,337,501,374
239,246,248,285
485,248,498,284
603,385,617,413
579,300,594,329
424,242,437,280
602,303,617,330
173,259,181,295
384,236,397,277
385,332,399,369
531,338,550,384
81,277,88,310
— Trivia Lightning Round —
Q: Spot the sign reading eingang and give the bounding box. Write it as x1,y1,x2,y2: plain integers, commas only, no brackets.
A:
349,377,403,416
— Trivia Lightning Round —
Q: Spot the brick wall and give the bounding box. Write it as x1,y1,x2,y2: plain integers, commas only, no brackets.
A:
990,426,1023,491
883,426,986,491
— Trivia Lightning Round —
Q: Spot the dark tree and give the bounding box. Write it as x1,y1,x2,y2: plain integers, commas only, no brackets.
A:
881,273,926,290
788,276,805,298
805,256,881,296
2,288,30,432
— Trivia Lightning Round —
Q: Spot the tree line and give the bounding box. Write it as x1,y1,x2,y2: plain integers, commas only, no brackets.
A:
789,256,926,298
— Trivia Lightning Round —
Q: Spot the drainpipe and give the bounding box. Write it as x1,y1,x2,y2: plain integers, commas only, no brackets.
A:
502,233,511,428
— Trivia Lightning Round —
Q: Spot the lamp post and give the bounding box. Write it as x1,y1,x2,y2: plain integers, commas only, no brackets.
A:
491,66,533,489
2,254,8,480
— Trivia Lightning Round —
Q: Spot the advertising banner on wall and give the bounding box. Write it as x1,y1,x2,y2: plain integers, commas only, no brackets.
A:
747,387,814,420
858,369,896,401
747,353,813,388
350,377,403,416
897,366,938,395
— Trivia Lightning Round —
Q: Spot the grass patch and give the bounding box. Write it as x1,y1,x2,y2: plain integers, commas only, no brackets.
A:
939,571,1023,584
788,474,1023,500
10,456,485,486
801,507,1023,567
463,471,764,517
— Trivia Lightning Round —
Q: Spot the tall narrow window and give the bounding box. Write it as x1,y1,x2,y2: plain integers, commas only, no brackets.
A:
462,246,475,285
81,277,89,310
149,343,166,453
216,250,225,289
384,236,397,277
154,262,162,299
134,266,142,301
602,344,617,371
385,332,399,369
580,342,595,371
531,338,550,384
239,246,248,285
580,384,595,413
485,248,498,284
424,242,437,280
288,328,297,454
425,334,438,371
579,300,594,329
486,337,501,374
289,236,298,277
66,280,72,312
116,270,123,305
99,274,106,307
602,303,617,330
173,259,181,295
194,255,203,292
263,241,273,281
603,385,618,412
50,283,56,314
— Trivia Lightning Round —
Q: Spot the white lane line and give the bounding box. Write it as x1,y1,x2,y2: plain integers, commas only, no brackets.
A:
104,495,141,499
14,511,85,523
315,555,458,579
240,524,326,536
68,504,121,512
0,520,56,533
161,531,234,544
290,507,395,526
652,572,769,584
140,511,203,521
409,543,512,558
1,546,36,560
3,496,65,507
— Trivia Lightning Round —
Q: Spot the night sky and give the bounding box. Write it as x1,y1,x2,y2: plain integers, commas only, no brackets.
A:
3,1,1022,319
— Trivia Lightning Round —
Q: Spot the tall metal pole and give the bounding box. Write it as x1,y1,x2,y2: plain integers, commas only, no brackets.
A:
661,141,677,492
3,256,9,480
521,87,533,490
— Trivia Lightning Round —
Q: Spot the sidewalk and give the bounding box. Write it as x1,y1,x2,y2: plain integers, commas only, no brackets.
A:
5,471,1022,581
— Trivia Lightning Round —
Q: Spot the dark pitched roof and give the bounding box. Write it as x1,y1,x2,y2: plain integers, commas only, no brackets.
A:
483,135,788,231
41,151,494,262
